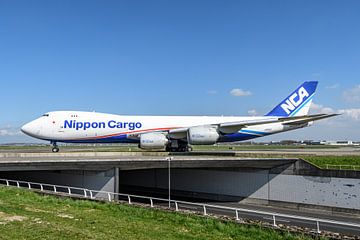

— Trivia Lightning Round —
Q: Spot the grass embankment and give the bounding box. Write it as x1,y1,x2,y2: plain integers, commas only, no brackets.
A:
229,153,360,170
303,156,360,169
0,186,319,240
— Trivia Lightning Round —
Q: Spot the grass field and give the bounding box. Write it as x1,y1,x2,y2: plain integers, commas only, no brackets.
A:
302,155,360,169
233,154,360,169
221,152,360,169
0,186,323,240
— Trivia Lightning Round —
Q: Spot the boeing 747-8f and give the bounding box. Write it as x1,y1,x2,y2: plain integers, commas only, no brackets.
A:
21,81,337,152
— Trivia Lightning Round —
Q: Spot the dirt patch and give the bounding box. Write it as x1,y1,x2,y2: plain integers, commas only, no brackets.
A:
0,212,27,223
57,214,74,219
6,216,26,222
25,207,51,213
32,217,50,225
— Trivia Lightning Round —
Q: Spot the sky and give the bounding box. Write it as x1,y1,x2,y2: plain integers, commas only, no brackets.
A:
0,0,360,143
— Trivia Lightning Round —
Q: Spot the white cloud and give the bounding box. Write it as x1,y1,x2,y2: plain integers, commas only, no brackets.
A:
247,109,258,116
326,83,340,89
0,129,21,136
311,102,360,122
310,103,335,114
230,88,252,97
338,109,360,121
343,85,360,102
0,125,21,137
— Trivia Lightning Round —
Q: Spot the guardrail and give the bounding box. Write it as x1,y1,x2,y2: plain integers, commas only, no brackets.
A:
325,164,360,170
0,178,359,234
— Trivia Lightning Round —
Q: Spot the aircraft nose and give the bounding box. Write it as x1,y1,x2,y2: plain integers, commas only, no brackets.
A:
21,123,32,135
21,121,38,137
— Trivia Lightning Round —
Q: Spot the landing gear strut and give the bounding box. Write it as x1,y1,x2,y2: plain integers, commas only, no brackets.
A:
166,141,192,152
51,141,59,153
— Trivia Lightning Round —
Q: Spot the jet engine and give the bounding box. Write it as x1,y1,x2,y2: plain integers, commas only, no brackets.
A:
139,132,169,149
187,126,220,145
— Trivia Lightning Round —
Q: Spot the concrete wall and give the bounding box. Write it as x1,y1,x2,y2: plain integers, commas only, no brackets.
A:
269,174,360,209
2,166,359,211
119,169,360,210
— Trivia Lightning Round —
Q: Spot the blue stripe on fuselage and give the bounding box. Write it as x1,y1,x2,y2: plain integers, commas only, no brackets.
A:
219,131,270,142
52,129,270,144
239,129,267,136
60,134,138,144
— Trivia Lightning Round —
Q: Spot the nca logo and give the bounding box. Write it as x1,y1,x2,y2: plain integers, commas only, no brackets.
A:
281,87,309,114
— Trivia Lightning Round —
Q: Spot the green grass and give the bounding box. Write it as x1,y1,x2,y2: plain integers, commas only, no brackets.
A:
0,186,321,240
303,155,360,169
228,153,360,170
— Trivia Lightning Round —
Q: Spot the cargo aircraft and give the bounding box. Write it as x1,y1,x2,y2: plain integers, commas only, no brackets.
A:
21,81,337,152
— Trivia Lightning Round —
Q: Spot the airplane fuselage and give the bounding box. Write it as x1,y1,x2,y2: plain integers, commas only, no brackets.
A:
21,111,301,144
21,81,336,152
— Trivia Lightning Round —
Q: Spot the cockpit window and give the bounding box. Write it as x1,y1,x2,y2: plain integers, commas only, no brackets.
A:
42,114,50,117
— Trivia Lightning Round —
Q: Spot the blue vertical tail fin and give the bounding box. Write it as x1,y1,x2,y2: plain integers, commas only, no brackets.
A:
266,81,318,117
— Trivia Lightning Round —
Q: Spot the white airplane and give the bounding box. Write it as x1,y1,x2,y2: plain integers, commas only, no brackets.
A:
21,81,337,152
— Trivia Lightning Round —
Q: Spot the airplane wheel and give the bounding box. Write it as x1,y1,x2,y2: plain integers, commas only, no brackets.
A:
52,147,59,153
167,144,191,152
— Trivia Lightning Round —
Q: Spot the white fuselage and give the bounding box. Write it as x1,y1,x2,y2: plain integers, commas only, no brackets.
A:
21,111,302,144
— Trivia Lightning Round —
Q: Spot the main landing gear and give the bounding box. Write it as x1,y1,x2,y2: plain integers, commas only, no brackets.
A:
51,141,59,153
166,141,193,152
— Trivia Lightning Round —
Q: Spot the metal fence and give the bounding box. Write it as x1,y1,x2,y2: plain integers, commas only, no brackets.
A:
0,178,359,234
325,164,360,170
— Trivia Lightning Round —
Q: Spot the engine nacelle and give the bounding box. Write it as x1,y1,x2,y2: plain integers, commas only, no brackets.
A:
187,126,220,145
139,133,168,149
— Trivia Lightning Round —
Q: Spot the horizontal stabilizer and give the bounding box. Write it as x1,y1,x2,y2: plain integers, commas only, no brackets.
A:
281,113,340,126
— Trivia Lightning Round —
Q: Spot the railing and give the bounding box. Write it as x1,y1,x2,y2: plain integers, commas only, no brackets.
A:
325,164,360,170
0,178,359,234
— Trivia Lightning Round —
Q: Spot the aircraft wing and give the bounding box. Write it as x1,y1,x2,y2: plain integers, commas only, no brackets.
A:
166,118,282,137
218,114,339,134
218,117,280,134
131,114,339,139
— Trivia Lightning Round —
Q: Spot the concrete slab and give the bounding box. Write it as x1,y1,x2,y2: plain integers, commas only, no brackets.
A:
0,152,297,171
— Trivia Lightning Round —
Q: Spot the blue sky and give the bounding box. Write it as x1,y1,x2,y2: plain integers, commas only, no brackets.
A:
0,0,360,143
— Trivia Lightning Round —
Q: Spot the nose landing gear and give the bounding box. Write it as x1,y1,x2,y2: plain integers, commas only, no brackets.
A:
51,141,59,153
